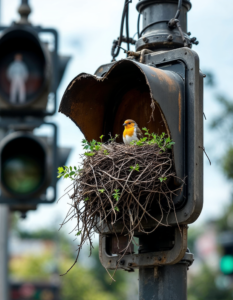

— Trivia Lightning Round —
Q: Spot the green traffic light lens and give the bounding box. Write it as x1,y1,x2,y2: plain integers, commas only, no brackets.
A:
2,155,43,194
1,136,46,197
220,255,233,274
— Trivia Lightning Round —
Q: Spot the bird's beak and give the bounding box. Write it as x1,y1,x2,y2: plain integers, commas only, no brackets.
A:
123,123,127,126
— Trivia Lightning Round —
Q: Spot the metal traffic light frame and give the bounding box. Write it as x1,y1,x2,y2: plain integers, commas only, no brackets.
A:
0,119,58,205
60,47,203,226
0,24,59,117
59,46,203,268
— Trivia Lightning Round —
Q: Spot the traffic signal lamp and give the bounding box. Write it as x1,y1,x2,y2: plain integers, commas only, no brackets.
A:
0,26,56,116
0,120,72,206
219,232,233,275
0,16,71,208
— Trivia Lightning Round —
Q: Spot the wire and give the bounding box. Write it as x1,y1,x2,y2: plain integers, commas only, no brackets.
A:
111,0,132,61
174,0,182,19
137,12,141,38
125,2,130,52
140,19,170,36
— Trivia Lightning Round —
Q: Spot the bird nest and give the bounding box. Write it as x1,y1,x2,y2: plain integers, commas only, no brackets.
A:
60,136,183,274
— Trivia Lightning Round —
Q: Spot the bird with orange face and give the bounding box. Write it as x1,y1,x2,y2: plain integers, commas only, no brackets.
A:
123,119,143,145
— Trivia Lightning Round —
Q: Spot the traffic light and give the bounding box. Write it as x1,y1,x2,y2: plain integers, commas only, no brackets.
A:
59,0,201,273
0,3,71,209
219,232,233,275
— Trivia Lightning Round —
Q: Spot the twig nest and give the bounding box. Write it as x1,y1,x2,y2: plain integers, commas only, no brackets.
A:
71,142,180,233
60,138,183,274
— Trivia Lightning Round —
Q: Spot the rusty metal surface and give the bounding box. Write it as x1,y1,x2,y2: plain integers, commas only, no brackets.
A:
59,58,184,182
110,235,134,255
99,226,187,270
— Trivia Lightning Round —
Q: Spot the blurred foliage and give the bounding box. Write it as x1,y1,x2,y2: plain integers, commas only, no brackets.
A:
10,253,118,300
9,218,134,300
204,71,216,87
215,201,233,232
186,70,233,299
188,265,233,300
210,95,233,135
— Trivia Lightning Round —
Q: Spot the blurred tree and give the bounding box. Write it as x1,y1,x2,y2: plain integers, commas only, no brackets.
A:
9,220,134,299
188,265,233,300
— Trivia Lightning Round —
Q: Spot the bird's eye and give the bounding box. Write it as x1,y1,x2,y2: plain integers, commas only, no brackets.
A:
129,123,131,124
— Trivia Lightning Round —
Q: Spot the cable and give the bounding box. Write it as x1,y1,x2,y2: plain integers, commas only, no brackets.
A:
174,0,182,20
140,19,170,36
125,2,130,51
137,12,141,38
111,0,132,61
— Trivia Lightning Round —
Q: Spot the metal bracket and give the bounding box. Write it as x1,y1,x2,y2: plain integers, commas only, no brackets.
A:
99,226,187,270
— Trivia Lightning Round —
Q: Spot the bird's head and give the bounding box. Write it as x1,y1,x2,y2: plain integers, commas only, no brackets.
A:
123,119,137,129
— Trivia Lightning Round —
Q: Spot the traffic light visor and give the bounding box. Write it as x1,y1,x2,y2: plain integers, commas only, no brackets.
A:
60,59,185,186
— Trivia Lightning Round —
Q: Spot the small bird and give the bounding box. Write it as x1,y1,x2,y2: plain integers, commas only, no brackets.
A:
123,119,143,145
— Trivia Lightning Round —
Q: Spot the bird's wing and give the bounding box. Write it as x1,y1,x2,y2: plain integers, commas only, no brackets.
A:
136,127,143,140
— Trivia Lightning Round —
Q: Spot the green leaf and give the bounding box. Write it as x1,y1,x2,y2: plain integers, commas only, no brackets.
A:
70,166,72,171
114,207,119,212
58,167,64,173
64,174,69,179
98,189,105,194
57,174,63,178
74,166,77,170
159,177,167,182
70,171,75,176
84,197,89,201
76,231,82,236
84,152,95,156
100,135,104,141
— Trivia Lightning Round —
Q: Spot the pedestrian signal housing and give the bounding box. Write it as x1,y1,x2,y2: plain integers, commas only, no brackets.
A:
0,26,58,116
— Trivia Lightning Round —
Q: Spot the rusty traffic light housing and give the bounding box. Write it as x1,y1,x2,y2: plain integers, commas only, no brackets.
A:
60,47,203,225
59,0,202,271
60,47,203,268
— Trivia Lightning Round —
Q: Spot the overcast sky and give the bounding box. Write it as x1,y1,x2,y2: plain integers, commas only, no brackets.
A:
2,0,233,234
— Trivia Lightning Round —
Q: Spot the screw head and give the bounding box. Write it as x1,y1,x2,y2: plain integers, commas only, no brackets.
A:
142,37,149,43
167,35,173,41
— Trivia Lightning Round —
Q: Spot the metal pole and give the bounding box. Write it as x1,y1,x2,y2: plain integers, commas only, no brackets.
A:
0,205,9,300
139,252,193,300
139,264,187,300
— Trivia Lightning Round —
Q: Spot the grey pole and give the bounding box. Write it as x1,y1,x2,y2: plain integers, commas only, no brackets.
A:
0,205,9,300
136,1,194,299
139,261,190,300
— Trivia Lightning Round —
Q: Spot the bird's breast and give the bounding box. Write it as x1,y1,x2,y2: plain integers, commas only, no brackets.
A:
123,127,138,145
123,127,135,138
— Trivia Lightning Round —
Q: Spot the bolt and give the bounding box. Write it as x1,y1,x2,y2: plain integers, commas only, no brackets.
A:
143,37,149,43
158,257,162,262
187,32,191,36
167,35,173,41
184,212,188,217
128,263,133,267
